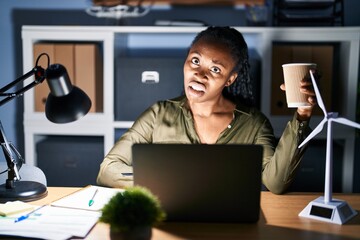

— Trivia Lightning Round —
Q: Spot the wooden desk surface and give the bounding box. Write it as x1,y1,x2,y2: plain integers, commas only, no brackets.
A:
31,187,360,240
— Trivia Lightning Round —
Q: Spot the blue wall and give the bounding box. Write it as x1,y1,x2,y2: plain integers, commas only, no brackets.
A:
0,0,359,161
0,0,89,155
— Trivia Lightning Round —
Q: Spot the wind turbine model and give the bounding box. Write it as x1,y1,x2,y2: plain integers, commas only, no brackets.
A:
298,70,359,224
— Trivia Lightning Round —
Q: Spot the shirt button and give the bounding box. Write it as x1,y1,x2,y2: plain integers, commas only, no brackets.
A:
299,130,303,134
228,125,232,129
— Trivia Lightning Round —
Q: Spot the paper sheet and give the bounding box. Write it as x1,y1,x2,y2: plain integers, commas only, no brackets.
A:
0,205,100,240
51,185,124,211
0,201,35,216
0,186,123,239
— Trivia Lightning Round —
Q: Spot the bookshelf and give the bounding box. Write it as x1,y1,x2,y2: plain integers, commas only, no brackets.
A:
22,26,359,191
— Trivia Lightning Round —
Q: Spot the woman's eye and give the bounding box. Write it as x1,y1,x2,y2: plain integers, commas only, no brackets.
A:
191,57,200,65
211,66,221,74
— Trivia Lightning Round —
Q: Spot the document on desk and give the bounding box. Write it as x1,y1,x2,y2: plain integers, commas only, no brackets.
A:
0,205,100,240
0,201,34,216
51,185,124,211
0,186,124,240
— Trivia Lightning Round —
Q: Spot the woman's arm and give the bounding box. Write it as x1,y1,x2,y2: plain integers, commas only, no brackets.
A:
96,105,158,188
259,113,311,194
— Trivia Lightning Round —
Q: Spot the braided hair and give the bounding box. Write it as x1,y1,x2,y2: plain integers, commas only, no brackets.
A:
189,26,255,107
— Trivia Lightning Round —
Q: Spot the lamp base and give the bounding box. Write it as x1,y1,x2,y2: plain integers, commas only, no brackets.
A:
299,196,358,224
0,181,47,203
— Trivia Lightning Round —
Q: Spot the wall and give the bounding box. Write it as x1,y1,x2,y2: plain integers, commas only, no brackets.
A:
0,0,89,154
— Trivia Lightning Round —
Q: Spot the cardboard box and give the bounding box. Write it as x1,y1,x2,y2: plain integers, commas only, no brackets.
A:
54,44,75,82
33,43,103,113
271,44,334,115
33,44,54,112
74,44,103,113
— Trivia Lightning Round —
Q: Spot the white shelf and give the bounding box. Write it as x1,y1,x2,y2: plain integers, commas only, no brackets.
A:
22,26,360,192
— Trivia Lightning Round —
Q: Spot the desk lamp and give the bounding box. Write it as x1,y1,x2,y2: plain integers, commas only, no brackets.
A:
298,71,359,224
0,53,91,202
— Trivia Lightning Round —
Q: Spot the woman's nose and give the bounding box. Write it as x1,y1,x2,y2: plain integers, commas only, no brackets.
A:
195,67,208,80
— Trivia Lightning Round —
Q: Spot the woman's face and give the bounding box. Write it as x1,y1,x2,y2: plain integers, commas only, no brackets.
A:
183,39,238,103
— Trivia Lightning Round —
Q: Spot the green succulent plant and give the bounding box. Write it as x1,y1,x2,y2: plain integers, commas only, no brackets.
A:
99,186,166,233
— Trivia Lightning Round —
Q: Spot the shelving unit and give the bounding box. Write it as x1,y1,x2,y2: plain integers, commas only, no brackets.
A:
22,26,359,192
273,0,344,26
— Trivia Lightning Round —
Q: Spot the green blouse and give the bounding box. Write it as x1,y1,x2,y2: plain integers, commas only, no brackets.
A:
97,95,311,194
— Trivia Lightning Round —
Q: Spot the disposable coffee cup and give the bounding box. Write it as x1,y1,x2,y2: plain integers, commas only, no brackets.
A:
282,63,317,108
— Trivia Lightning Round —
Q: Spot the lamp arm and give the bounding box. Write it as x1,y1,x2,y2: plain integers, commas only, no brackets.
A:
0,121,23,187
0,66,46,107
0,53,48,190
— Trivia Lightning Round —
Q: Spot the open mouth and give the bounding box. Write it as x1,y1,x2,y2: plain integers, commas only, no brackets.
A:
189,82,205,93
187,81,206,97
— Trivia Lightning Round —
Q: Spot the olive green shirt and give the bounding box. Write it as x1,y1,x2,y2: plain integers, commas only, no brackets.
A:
97,96,310,194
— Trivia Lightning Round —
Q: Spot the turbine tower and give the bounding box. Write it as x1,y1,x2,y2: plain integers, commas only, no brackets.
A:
298,71,359,224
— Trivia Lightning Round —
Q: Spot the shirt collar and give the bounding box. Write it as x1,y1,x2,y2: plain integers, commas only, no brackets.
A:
167,95,252,117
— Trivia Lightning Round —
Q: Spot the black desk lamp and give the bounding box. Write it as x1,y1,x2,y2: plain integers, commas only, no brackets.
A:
0,53,91,202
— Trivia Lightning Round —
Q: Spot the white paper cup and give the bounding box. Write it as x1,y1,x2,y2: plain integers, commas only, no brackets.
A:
282,63,317,108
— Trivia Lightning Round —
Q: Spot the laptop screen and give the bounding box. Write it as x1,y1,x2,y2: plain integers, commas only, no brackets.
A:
133,144,263,223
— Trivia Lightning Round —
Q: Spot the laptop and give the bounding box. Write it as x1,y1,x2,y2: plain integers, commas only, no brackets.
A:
132,144,263,223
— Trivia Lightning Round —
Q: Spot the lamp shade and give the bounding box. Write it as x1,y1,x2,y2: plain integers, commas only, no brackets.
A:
45,64,92,123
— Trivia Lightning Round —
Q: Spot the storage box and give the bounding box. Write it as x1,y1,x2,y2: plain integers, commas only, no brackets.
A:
115,56,185,121
37,136,104,187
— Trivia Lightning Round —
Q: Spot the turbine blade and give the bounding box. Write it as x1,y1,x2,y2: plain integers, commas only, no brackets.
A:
332,117,360,129
310,70,327,116
298,118,327,148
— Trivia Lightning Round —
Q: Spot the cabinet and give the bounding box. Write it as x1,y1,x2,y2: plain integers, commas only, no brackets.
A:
22,26,360,192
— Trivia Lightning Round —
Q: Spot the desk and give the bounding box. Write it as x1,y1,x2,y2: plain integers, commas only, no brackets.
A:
31,187,360,240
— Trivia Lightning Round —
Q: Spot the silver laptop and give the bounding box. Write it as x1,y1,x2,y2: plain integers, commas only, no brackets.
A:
132,144,263,223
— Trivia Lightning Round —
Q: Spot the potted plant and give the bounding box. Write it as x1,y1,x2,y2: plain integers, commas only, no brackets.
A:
99,186,166,240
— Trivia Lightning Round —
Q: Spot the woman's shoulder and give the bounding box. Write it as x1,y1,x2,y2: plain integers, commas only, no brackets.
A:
234,102,266,119
150,95,186,111
132,96,185,126
138,96,185,120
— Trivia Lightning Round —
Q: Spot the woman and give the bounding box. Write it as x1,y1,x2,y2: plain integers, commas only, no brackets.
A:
97,26,316,194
